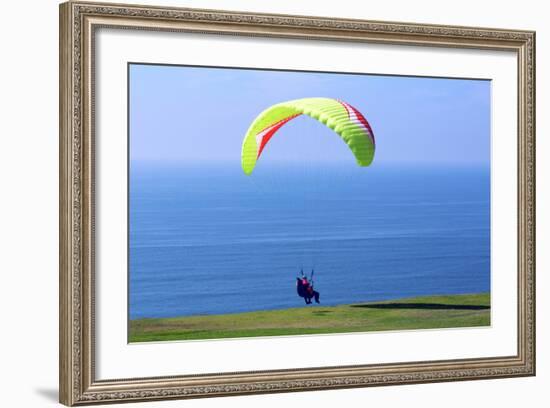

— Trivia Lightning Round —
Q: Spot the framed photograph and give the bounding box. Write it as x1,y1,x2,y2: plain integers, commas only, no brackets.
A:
59,1,536,405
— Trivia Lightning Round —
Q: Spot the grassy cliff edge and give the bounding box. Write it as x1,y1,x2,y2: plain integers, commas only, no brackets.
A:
129,293,490,343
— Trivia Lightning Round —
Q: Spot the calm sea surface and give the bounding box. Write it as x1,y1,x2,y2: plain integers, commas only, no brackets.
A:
129,164,490,320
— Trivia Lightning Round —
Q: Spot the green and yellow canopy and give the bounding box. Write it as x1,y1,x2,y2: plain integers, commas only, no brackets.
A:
241,97,376,175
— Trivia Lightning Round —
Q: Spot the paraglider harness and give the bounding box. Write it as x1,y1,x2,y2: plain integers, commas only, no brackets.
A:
296,269,320,305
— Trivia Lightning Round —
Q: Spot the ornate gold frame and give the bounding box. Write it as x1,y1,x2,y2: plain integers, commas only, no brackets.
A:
59,1,536,405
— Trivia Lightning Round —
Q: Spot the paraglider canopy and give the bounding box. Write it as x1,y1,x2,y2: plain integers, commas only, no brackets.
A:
241,97,375,175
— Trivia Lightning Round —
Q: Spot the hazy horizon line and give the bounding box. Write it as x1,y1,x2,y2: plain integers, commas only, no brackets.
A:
129,159,490,168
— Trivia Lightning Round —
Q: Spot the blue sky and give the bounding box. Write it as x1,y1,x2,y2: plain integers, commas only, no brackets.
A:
129,63,490,168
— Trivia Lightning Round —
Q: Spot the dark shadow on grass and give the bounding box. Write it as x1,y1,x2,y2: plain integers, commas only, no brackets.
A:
312,310,333,315
351,303,490,311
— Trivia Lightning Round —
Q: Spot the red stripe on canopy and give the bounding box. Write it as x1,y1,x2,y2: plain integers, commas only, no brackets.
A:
337,100,375,146
257,114,302,158
349,105,375,146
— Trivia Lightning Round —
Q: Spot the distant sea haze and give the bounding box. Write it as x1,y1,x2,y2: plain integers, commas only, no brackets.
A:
129,163,490,320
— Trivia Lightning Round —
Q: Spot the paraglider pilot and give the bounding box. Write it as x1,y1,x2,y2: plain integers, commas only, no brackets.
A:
296,271,320,305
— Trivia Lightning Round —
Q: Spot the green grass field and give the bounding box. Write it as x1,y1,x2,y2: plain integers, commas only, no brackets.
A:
129,293,490,343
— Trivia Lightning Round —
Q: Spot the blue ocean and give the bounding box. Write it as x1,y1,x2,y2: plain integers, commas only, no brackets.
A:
129,163,490,320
